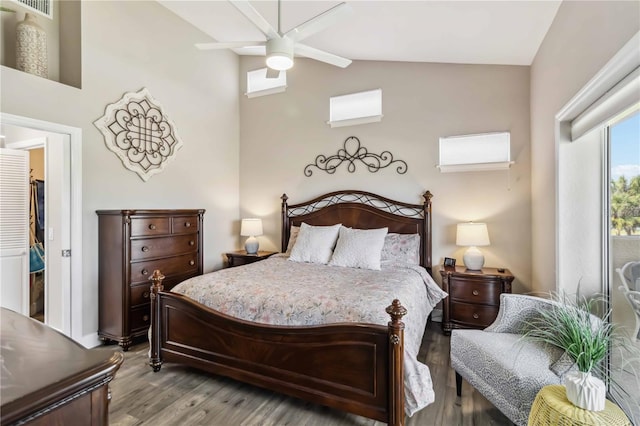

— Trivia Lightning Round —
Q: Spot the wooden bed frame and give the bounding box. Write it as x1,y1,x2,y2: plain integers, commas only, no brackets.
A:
148,190,433,426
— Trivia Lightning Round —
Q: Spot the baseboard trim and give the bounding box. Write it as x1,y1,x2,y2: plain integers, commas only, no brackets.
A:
78,332,102,349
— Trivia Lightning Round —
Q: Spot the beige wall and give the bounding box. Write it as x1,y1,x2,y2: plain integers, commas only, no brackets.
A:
239,57,532,293
1,1,240,337
530,1,640,294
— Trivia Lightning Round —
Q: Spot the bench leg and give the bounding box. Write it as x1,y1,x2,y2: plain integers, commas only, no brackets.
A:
455,371,462,397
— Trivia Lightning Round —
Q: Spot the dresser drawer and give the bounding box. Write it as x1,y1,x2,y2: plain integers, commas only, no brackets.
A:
131,234,198,260
130,217,170,237
172,215,199,234
130,284,152,307
451,302,499,328
130,253,199,284
450,278,502,305
130,305,151,331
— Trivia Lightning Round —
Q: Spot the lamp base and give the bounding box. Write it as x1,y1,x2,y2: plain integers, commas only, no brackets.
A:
245,236,259,254
463,246,484,270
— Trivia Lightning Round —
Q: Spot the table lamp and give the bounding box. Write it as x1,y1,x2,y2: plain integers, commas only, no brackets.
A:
456,222,490,270
241,218,263,254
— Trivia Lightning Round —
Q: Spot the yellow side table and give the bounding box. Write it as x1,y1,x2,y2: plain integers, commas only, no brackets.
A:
528,385,631,426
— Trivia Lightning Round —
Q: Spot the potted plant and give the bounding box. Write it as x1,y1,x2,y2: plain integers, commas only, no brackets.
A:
523,292,639,411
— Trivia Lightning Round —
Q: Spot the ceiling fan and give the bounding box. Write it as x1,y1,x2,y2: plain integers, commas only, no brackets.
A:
196,0,353,77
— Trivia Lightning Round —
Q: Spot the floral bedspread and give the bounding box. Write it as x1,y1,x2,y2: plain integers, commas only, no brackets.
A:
171,254,448,416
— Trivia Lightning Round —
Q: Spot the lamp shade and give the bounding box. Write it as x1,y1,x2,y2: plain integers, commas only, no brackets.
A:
240,218,263,237
456,222,490,247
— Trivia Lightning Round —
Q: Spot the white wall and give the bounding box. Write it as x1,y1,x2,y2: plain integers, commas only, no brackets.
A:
530,1,640,294
239,57,532,293
0,1,240,338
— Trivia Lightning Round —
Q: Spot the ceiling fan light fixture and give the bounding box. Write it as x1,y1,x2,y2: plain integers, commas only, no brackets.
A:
266,38,294,71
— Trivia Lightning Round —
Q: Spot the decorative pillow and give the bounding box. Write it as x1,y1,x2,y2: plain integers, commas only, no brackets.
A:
285,225,300,254
328,227,388,270
550,351,577,379
380,233,420,265
289,223,342,264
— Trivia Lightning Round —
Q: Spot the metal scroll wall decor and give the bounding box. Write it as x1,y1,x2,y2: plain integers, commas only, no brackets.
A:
304,136,408,176
94,88,183,182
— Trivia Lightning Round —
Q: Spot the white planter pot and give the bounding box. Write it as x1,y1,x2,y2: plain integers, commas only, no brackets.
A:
564,371,606,411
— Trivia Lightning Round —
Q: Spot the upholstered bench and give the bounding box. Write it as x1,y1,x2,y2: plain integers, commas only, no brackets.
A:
450,294,569,426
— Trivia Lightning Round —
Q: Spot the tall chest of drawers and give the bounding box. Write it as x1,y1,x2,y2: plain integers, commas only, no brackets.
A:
96,209,205,350
439,265,514,336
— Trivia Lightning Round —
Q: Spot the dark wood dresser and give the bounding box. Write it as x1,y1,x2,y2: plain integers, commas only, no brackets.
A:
1,308,123,425
439,265,514,335
96,209,205,350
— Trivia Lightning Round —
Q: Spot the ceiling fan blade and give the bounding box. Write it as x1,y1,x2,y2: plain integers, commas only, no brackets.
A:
284,2,353,43
265,68,281,79
195,41,266,50
229,0,280,40
294,44,352,68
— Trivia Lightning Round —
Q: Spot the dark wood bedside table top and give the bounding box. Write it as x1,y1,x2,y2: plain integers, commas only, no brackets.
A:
440,265,513,279
225,250,278,267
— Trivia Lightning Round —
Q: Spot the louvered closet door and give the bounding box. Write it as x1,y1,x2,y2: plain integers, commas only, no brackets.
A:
0,148,29,314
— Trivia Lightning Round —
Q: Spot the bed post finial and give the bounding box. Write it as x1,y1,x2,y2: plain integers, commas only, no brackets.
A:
386,299,406,426
149,270,165,372
422,190,433,205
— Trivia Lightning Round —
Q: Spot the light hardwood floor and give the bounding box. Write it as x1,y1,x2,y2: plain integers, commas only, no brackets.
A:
103,322,512,426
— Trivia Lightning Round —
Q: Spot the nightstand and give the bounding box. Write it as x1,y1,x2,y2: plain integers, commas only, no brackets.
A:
225,250,277,268
439,265,514,336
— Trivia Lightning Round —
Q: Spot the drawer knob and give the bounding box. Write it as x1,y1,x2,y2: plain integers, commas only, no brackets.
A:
142,246,149,252
142,269,148,275
143,315,149,322
148,224,156,230
143,291,150,299
472,290,479,296
184,222,191,228
189,240,195,246
473,313,479,319
189,260,195,266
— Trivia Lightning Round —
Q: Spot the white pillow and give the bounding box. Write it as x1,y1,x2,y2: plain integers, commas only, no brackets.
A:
288,223,342,264
329,227,388,270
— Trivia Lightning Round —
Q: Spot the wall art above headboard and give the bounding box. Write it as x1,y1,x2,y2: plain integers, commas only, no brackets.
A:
304,136,408,176
94,87,183,182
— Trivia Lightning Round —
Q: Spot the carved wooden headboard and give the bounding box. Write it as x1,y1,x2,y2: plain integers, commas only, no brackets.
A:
281,190,433,273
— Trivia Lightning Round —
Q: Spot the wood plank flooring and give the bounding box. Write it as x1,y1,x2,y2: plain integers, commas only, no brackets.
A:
101,322,512,426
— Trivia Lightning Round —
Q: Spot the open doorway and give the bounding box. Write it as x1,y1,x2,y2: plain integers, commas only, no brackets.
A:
0,113,84,344
29,146,46,322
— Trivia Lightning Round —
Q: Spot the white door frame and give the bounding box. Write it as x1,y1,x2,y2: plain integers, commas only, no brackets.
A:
0,113,83,344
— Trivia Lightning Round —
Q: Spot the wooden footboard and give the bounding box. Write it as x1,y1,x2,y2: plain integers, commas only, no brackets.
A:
148,270,406,425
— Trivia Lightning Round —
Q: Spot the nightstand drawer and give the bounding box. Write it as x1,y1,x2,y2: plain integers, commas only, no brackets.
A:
450,279,502,305
451,302,499,328
131,234,198,260
130,253,199,284
130,217,170,237
172,215,199,234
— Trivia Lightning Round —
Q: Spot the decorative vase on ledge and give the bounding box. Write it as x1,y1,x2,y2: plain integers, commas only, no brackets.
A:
564,371,606,411
16,13,48,78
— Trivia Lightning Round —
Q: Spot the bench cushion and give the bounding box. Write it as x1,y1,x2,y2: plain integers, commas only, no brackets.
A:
451,330,563,426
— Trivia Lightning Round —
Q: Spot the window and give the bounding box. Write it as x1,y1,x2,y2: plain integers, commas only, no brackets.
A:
328,89,382,128
437,131,513,173
245,68,287,98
